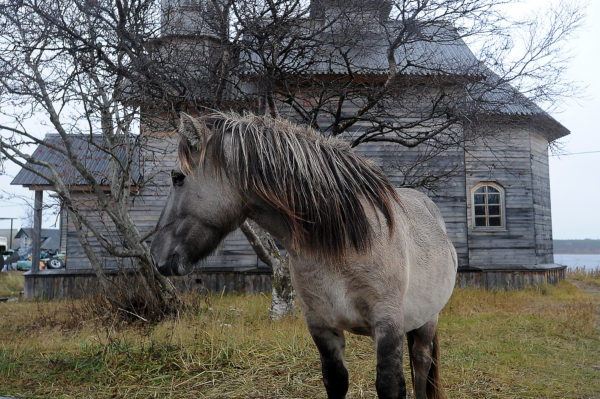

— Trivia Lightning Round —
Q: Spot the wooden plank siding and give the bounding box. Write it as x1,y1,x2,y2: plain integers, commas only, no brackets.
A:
59,208,67,254
465,124,538,269
24,268,273,299
529,131,554,264
64,196,128,270
456,265,565,290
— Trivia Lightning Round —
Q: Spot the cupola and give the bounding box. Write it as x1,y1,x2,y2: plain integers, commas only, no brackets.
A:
161,0,221,39
310,0,392,23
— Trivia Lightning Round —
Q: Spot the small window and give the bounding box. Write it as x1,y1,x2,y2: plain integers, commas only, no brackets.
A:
472,182,505,229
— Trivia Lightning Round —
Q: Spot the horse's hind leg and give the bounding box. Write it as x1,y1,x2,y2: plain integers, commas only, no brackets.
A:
308,325,349,399
374,318,407,399
407,317,446,399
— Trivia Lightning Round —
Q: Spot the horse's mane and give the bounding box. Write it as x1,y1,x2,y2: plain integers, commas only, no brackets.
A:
179,112,400,263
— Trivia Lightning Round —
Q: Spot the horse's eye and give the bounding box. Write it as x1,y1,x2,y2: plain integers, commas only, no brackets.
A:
171,170,186,186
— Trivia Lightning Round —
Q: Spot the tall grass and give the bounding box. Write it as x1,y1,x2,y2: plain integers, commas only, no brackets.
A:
0,271,24,297
567,266,600,287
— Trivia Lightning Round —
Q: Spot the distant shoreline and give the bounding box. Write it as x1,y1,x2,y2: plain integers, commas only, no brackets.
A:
553,253,600,270
553,240,600,255
554,251,600,255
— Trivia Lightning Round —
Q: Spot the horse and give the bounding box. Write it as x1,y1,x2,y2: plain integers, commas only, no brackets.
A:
150,112,458,399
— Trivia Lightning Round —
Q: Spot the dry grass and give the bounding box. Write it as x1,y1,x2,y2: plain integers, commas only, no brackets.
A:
0,279,598,399
0,271,25,298
567,266,600,288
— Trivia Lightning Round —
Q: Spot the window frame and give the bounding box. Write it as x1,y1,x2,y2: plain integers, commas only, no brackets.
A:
471,182,506,231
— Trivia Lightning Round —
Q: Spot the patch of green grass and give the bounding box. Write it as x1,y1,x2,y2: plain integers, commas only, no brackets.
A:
0,271,24,297
0,280,598,398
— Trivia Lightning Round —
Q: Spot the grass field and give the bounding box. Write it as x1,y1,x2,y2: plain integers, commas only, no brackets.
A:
0,271,598,398
0,271,24,298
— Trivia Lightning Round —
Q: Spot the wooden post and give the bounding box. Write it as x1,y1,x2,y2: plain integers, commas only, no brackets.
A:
31,190,43,273
9,218,13,249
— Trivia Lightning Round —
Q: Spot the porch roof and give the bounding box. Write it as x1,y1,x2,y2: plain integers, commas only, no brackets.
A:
11,134,142,188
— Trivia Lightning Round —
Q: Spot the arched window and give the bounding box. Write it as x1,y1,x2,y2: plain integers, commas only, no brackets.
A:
472,182,505,229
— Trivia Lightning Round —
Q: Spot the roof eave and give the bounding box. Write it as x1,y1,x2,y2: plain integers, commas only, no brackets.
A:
529,114,570,142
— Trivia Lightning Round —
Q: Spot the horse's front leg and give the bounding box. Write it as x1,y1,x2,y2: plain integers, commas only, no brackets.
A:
374,318,406,399
308,325,349,399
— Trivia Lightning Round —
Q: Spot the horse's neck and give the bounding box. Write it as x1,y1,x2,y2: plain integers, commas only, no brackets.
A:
247,206,297,256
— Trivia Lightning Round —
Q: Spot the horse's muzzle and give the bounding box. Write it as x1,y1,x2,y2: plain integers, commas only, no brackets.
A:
156,253,182,276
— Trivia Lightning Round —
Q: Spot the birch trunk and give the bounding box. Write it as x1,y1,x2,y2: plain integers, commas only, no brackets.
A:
240,220,296,319
269,255,296,320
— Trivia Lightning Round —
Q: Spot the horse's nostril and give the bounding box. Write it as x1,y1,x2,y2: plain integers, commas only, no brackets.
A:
169,253,179,268
154,253,180,276
156,253,180,276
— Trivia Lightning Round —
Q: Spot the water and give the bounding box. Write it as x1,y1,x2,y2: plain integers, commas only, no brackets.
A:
553,254,600,270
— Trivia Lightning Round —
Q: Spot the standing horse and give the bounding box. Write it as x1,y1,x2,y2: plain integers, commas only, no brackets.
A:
151,112,457,399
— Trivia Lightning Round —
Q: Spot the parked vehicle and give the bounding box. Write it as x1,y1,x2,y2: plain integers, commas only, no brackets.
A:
16,252,65,271
46,254,65,269
16,258,33,271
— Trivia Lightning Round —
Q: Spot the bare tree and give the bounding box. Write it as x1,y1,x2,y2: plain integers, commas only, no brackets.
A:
0,0,182,319
0,0,581,319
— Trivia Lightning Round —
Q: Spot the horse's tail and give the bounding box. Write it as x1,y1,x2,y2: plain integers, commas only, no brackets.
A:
427,330,446,399
407,328,447,399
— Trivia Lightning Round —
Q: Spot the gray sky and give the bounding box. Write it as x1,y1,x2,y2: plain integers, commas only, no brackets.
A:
1,0,598,239
548,1,600,239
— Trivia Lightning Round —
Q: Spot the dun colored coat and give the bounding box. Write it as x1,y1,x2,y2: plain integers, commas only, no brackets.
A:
151,112,458,399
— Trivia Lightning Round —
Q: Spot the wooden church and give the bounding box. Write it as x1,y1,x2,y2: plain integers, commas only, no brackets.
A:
13,0,567,298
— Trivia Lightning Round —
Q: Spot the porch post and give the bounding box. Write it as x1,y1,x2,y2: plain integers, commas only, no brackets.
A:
9,217,13,249
31,190,43,273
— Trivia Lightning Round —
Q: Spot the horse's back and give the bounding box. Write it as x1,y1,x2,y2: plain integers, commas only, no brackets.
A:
394,188,457,331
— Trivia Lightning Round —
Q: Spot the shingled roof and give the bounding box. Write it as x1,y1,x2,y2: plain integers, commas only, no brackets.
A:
312,26,482,78
11,134,142,187
240,1,568,139
14,228,60,251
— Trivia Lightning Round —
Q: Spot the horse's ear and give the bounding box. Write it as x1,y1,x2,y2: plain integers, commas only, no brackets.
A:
178,112,210,149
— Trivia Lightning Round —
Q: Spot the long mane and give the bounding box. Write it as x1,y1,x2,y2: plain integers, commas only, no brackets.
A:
179,112,400,263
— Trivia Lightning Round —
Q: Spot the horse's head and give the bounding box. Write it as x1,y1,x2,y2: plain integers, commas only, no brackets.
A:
150,113,247,276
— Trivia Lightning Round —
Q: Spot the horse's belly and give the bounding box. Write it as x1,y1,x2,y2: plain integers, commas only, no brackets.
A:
403,255,457,331
290,264,373,334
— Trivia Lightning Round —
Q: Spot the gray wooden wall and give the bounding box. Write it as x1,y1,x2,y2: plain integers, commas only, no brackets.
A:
60,209,67,254
463,122,554,269
530,131,554,264
465,124,534,268
64,198,126,270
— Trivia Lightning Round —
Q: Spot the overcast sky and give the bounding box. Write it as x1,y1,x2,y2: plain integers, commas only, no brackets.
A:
547,1,600,239
1,0,598,240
